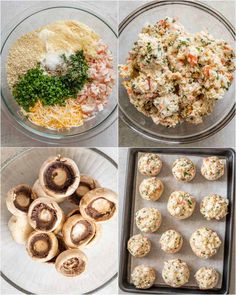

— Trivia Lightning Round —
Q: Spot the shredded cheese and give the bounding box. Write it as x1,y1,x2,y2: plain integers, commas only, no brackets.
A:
21,99,84,130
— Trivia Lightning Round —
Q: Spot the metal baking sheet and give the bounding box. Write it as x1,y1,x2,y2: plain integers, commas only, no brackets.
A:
119,148,235,294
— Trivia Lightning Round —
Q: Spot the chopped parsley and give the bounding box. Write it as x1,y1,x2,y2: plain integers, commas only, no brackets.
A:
13,50,89,111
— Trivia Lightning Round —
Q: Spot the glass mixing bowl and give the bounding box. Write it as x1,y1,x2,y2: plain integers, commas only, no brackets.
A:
1,3,117,143
119,0,235,144
1,147,118,294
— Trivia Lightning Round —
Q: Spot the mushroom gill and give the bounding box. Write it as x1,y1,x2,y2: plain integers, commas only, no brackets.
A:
28,197,65,232
55,249,87,277
6,184,34,216
39,155,80,200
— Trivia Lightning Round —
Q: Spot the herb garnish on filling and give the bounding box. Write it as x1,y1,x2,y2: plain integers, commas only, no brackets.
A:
13,50,89,111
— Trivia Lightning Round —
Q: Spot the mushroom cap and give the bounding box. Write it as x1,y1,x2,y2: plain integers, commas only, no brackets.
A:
39,155,80,199
32,179,66,203
26,231,59,262
79,188,117,223
68,174,100,205
6,184,34,216
62,214,97,248
27,197,64,232
55,249,88,277
67,208,81,218
8,215,33,244
65,209,102,245
46,235,68,264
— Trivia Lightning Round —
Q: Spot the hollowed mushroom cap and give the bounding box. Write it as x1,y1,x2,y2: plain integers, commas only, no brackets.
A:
26,231,58,262
69,175,100,205
28,197,65,233
6,184,34,216
32,179,66,203
79,188,117,223
39,155,80,199
55,249,88,277
62,214,98,248
8,215,33,244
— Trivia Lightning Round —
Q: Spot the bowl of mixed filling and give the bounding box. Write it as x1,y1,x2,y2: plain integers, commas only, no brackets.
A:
119,0,235,143
1,3,117,142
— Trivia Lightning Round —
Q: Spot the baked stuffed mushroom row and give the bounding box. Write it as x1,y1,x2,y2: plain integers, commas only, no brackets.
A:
131,261,219,290
138,153,225,181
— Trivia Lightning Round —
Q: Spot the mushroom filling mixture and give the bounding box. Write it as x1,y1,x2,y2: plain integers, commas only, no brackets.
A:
190,227,222,259
6,154,117,277
167,191,195,219
7,20,114,130
119,17,235,127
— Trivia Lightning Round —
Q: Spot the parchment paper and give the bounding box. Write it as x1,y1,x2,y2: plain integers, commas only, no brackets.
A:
128,152,228,289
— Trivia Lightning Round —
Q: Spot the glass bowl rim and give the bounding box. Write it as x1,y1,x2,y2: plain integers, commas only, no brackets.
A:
0,147,118,294
1,3,118,143
118,0,236,144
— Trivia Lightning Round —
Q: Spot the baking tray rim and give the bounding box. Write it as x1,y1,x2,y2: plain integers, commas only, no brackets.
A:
119,148,235,294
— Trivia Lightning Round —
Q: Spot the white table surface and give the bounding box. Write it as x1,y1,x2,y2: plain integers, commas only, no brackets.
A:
119,0,236,148
1,147,119,295
118,148,235,295
1,0,118,147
